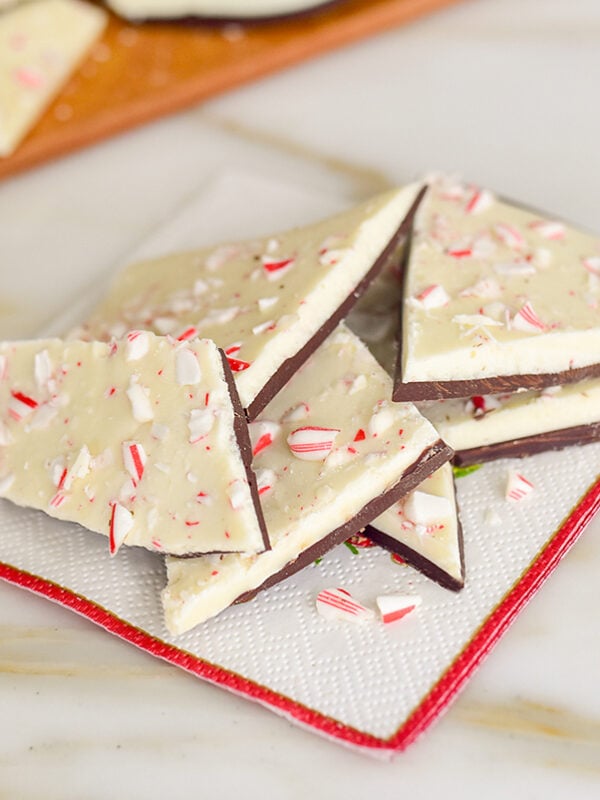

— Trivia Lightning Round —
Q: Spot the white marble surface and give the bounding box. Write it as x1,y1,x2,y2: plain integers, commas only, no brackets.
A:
1,0,600,795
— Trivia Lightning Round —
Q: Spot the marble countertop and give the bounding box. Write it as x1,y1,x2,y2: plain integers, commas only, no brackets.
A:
1,0,599,796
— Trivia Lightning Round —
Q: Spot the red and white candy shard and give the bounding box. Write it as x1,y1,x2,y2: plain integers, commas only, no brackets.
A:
255,468,276,497
122,441,146,485
529,220,565,240
512,302,546,333
464,187,494,215
261,255,295,281
125,330,150,361
465,394,502,417
287,426,339,461
249,420,280,457
505,470,535,502
316,587,374,623
494,223,525,250
376,594,422,624
583,257,600,276
413,284,450,310
109,501,134,555
8,390,38,421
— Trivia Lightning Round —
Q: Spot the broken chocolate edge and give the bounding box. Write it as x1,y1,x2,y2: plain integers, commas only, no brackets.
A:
234,438,452,602
218,348,271,552
392,365,600,403
453,421,600,466
246,184,428,420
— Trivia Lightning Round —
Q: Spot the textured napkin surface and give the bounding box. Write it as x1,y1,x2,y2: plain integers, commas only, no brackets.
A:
1,171,599,746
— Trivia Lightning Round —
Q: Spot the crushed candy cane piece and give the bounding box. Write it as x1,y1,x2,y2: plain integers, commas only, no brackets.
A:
109,501,134,555
0,473,15,494
249,420,280,457
316,587,374,623
255,468,276,496
188,408,214,443
287,426,339,461
414,284,450,309
122,441,146,484
403,490,452,526
125,331,150,361
465,394,502,417
368,405,396,437
261,255,295,280
8,390,38,421
175,346,202,385
506,470,535,502
583,256,600,276
494,223,525,250
281,402,310,423
529,220,566,240
227,479,249,511
34,350,53,389
257,296,279,312
464,187,494,214
376,594,421,624
512,302,546,333
126,379,153,422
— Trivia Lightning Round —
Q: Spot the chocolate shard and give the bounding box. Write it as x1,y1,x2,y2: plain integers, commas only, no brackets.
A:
453,422,600,466
364,462,465,592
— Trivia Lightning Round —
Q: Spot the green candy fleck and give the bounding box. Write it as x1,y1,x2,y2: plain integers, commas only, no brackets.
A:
453,463,483,478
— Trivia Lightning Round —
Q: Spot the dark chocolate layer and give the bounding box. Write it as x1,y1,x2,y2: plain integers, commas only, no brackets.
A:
219,349,271,552
246,185,427,420
364,518,465,592
392,367,600,403
234,437,452,602
453,421,600,466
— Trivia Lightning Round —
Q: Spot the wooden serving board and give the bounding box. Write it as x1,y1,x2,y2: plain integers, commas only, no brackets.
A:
0,0,460,180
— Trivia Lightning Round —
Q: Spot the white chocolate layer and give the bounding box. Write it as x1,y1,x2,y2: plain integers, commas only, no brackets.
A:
400,175,600,385
106,0,334,20
0,335,266,555
419,379,600,452
80,185,421,412
162,325,444,634
369,463,463,588
0,0,107,157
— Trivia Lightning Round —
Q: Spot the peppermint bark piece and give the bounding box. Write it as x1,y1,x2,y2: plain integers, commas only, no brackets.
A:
162,325,450,634
80,184,424,418
365,463,464,591
105,0,337,21
419,378,600,466
0,335,267,556
394,176,600,402
0,0,107,157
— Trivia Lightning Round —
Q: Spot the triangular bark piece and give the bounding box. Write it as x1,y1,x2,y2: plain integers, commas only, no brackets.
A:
78,184,424,418
394,176,600,402
366,462,464,591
